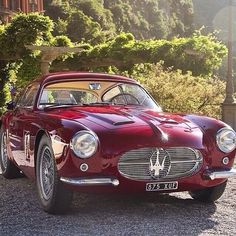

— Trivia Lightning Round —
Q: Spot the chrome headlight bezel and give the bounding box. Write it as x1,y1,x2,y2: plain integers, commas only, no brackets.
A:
70,130,99,159
216,127,236,153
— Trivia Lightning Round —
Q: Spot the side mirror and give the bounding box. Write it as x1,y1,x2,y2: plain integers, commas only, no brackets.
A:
6,101,16,110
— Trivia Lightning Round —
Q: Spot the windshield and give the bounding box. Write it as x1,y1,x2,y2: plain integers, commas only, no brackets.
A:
102,83,158,108
39,80,161,110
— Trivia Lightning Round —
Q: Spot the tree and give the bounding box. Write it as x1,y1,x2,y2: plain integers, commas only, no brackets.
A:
74,0,115,31
44,0,194,41
66,10,104,43
0,13,53,58
0,62,10,114
44,0,115,43
0,13,55,112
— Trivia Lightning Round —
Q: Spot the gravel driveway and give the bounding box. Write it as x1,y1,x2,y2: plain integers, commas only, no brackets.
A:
0,173,236,236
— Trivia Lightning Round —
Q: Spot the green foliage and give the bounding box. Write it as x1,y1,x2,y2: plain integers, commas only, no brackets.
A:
103,0,194,39
54,32,227,77
0,24,4,34
0,13,54,57
165,0,194,37
130,63,225,118
44,0,194,42
0,13,55,115
52,35,73,47
66,10,104,43
13,56,41,89
44,0,115,44
52,36,74,61
75,0,115,31
0,61,9,115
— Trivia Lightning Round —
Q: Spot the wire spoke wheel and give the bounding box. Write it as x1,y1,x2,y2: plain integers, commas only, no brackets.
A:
0,128,21,179
39,146,54,201
36,135,73,213
0,132,8,171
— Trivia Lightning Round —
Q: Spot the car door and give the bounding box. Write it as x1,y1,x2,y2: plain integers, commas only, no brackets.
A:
8,83,39,171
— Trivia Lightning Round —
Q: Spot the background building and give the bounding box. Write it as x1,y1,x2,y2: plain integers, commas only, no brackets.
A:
0,0,44,23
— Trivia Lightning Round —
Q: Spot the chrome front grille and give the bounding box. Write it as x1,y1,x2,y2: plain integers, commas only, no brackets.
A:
118,147,203,181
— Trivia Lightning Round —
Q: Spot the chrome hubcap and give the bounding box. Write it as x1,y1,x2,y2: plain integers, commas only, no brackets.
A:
1,132,8,171
39,146,54,200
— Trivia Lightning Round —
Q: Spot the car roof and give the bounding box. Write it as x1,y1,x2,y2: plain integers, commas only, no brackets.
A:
35,71,137,86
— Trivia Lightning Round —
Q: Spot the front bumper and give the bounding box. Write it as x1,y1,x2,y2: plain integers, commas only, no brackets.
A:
60,177,120,187
205,168,236,180
60,168,236,188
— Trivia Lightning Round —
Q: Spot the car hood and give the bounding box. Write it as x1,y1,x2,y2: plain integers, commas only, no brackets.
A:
45,106,204,150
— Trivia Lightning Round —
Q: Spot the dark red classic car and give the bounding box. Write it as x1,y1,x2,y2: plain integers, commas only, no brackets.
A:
1,72,236,214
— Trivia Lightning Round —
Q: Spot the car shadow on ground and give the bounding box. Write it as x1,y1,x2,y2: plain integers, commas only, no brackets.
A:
70,191,218,235
72,191,217,214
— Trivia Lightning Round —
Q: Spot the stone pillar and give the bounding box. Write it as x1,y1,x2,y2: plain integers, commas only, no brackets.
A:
40,60,50,75
222,104,236,129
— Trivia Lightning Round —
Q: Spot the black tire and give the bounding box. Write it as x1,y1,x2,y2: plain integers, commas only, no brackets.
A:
189,181,227,202
36,134,73,214
0,127,21,179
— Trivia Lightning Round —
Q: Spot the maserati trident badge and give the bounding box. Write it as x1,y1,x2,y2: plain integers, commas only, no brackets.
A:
149,148,171,179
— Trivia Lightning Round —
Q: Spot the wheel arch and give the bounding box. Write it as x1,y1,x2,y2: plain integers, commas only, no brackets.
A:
34,129,50,173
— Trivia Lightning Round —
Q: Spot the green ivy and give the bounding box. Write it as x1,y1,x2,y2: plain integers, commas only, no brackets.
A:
53,32,227,77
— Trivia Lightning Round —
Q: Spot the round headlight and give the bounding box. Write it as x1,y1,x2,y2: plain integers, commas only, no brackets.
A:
70,131,98,158
216,128,236,153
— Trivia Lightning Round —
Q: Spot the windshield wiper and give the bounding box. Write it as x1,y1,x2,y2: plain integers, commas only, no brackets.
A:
82,102,134,106
82,102,112,106
43,103,78,109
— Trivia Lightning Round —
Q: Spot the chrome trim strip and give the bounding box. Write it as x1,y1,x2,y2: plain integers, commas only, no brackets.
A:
206,169,236,180
118,160,202,165
60,177,119,186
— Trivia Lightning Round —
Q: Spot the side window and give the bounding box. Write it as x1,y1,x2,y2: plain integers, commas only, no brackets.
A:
18,84,39,108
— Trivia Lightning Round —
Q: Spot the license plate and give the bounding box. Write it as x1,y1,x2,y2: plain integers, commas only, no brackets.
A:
146,181,178,191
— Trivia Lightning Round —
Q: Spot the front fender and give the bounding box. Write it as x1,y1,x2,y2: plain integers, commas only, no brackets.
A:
183,114,230,141
182,114,236,168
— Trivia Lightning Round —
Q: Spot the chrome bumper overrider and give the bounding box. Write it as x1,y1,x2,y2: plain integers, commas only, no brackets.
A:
205,169,236,180
60,177,120,186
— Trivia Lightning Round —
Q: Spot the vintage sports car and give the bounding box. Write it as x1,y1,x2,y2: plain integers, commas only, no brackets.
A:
1,72,236,214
